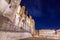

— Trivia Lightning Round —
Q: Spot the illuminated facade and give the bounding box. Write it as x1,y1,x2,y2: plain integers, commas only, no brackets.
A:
0,0,35,40
0,0,35,34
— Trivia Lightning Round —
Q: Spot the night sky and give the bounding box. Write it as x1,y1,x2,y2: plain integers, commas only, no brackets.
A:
20,0,60,30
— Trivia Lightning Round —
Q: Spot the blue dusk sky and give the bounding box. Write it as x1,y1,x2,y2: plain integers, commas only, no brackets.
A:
20,0,60,30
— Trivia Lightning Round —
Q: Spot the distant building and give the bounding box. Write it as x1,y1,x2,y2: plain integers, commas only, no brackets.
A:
34,30,39,37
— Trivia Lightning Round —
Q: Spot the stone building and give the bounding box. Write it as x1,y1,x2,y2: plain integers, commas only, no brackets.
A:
39,30,55,36
0,0,35,40
0,0,35,34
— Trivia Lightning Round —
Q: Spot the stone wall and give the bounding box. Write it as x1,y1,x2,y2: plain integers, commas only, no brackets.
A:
0,31,32,40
